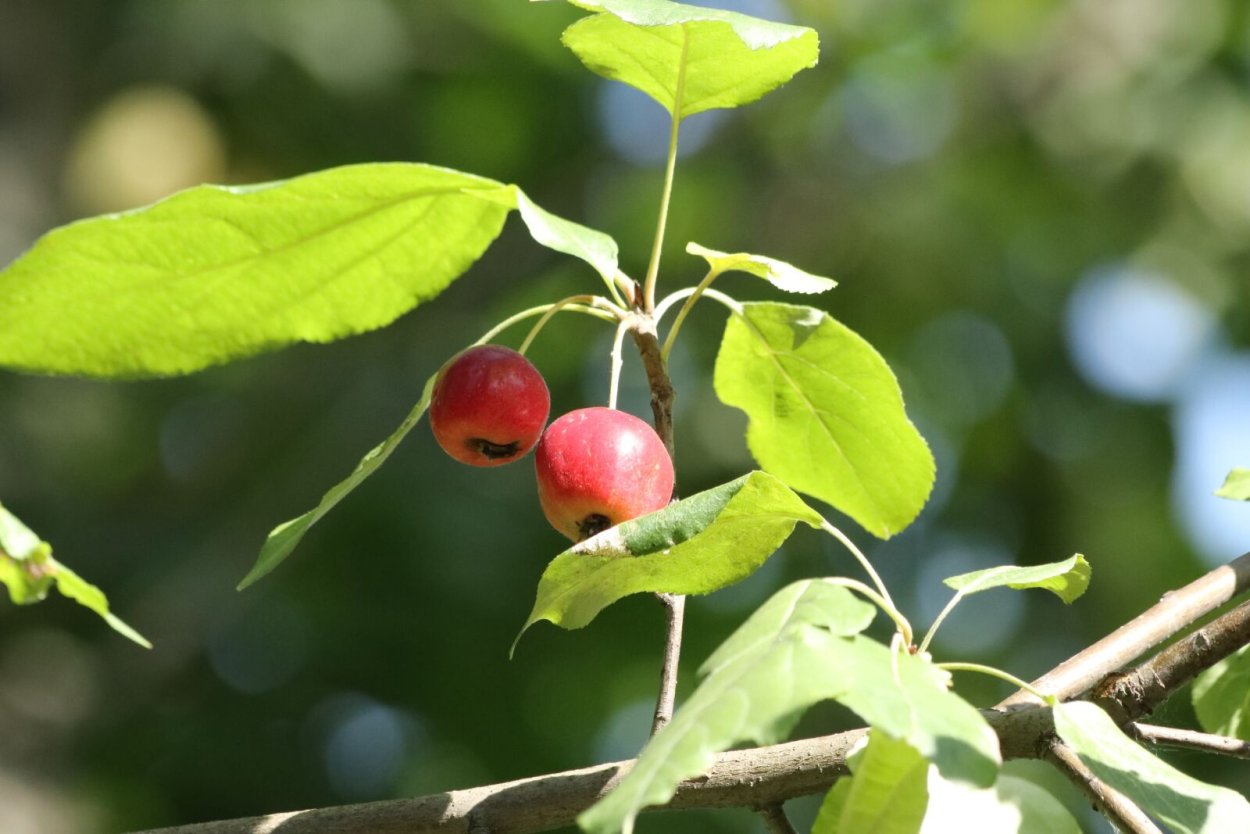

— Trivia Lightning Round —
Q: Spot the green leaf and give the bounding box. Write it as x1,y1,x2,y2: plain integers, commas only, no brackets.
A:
813,732,929,834
1054,701,1250,833
0,162,511,377
53,562,153,649
557,0,819,119
687,242,835,294
1215,468,1250,501
580,580,999,834
477,185,621,287
515,471,822,647
921,773,1083,834
942,554,1091,604
713,302,935,539
0,503,150,648
239,374,437,590
579,579,876,834
1193,643,1250,739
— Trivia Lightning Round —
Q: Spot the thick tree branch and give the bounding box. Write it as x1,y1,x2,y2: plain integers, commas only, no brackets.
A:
1092,598,1250,725
128,559,1250,834
1045,740,1162,834
1128,723,1250,759
999,551,1250,708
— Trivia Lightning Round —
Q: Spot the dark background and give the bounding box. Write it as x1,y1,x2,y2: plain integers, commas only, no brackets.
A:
1,1,1248,832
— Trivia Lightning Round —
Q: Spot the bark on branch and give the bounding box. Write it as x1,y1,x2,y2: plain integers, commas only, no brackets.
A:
128,557,1250,834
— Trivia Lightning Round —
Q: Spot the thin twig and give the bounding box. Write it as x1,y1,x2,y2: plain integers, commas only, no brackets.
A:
1129,723,1250,759
999,551,1250,708
756,803,799,834
651,591,687,735
1045,740,1163,834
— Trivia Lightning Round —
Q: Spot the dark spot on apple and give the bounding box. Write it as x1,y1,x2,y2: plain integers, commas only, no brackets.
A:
577,514,612,540
471,438,521,460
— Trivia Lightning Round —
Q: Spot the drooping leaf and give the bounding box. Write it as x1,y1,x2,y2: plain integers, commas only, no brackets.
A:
477,185,621,287
1054,701,1250,833
0,503,150,647
686,242,835,294
238,374,437,589
714,302,934,539
920,773,1083,834
1215,468,1250,501
0,163,514,377
556,0,819,119
1193,643,1250,739
942,554,1091,604
813,732,929,834
580,579,999,834
515,471,822,647
579,579,876,834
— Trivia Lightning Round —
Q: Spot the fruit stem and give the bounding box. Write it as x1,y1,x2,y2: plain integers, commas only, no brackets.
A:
607,318,631,410
476,299,618,347
517,295,622,355
641,30,689,314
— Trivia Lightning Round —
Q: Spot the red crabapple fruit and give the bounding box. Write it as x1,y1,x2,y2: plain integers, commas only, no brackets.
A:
429,345,550,466
534,407,675,541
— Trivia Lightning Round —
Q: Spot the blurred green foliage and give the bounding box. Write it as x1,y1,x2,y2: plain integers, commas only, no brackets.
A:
0,1,1248,832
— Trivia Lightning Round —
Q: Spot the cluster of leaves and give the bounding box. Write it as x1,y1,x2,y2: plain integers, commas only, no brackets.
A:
1,1,1249,832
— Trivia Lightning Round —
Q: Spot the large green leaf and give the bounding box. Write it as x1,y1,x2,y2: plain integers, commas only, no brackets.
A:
1054,701,1250,833
556,0,819,119
813,732,929,834
0,503,150,647
579,580,876,834
714,302,935,538
515,471,822,647
1193,643,1250,739
0,162,512,377
1215,468,1250,501
238,373,437,589
814,736,1081,834
942,554,1091,604
921,773,1083,833
580,579,1000,834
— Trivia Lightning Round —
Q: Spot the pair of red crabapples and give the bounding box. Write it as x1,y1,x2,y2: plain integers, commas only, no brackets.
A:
428,345,675,541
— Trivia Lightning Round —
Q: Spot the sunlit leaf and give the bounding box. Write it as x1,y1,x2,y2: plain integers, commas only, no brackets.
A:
1215,468,1250,501
579,580,875,834
0,163,512,377
714,302,934,538
1193,643,1250,739
580,580,999,834
515,471,822,648
557,0,819,119
942,554,1091,604
0,503,150,647
813,732,928,834
1054,701,1250,833
921,772,1083,833
239,373,437,589
687,242,835,294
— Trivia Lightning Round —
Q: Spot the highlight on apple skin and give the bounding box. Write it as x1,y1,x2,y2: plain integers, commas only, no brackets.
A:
429,345,551,466
534,406,675,541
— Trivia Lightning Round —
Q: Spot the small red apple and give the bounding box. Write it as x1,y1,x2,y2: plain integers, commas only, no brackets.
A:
429,345,550,466
535,407,675,541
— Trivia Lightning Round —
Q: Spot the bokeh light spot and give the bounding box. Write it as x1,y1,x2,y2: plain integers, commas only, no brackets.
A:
1064,264,1216,402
